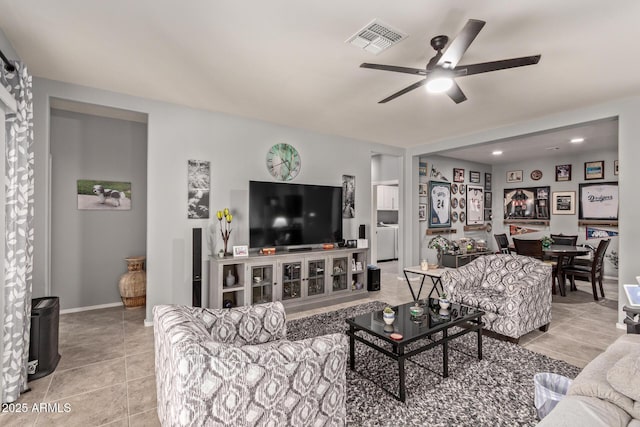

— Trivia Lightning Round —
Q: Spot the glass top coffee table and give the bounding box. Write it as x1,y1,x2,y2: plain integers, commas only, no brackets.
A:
346,299,484,402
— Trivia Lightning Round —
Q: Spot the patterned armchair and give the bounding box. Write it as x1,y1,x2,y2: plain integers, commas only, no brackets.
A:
153,302,347,427
440,254,552,342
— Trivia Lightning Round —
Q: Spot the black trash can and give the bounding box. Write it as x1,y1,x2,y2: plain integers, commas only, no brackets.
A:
367,266,381,291
28,296,61,381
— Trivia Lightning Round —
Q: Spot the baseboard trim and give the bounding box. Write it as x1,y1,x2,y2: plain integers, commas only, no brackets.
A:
60,302,123,314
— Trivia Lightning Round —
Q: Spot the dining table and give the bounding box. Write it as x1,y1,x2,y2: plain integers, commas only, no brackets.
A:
543,244,591,297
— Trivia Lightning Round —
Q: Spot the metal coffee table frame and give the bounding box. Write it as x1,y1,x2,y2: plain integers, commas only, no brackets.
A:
346,301,484,402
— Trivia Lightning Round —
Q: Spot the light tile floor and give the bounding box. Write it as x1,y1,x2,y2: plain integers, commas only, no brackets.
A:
1,261,624,426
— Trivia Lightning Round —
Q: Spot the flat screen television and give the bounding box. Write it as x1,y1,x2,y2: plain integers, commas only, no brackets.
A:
249,181,343,248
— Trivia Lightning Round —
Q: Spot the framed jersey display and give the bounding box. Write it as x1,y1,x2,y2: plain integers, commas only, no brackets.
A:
428,181,451,228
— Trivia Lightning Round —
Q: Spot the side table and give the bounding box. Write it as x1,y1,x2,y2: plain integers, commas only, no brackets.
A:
403,266,446,302
623,305,640,334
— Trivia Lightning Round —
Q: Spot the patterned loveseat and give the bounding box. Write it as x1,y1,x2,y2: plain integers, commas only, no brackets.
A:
441,254,552,341
153,302,347,427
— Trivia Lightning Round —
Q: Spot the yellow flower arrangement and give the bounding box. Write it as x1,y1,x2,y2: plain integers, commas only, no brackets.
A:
217,208,233,254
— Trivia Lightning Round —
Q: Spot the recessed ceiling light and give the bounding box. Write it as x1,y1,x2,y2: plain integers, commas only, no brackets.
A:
492,150,503,156
570,137,584,143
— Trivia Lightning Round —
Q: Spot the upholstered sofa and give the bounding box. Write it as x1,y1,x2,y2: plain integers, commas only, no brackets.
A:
441,253,552,341
153,302,348,427
537,333,640,426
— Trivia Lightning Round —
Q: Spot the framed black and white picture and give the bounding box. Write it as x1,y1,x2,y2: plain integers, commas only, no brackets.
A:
506,170,523,183
453,168,465,183
484,191,492,208
469,171,481,184
466,185,484,225
552,191,576,215
614,160,619,176
484,173,492,191
579,182,618,220
556,164,571,182
188,159,210,218
342,175,355,218
418,203,427,221
418,183,428,196
419,162,428,177
428,181,451,228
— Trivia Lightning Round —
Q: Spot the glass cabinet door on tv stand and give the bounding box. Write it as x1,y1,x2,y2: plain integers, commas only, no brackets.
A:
306,258,326,297
281,261,302,301
249,262,276,304
331,256,349,292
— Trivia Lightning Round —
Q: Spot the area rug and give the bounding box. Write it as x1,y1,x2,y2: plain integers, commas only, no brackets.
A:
286,301,581,427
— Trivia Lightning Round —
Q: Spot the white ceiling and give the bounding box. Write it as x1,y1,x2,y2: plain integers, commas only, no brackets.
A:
437,118,618,165
1,0,639,148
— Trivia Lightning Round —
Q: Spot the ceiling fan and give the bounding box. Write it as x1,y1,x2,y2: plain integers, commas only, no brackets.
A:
360,19,541,104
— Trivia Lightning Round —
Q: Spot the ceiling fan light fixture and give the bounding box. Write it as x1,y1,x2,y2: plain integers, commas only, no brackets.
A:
426,76,453,93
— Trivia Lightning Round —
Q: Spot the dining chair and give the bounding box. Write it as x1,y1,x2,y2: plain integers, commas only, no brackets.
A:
513,238,559,294
562,239,611,301
513,238,544,258
550,234,578,246
494,233,512,254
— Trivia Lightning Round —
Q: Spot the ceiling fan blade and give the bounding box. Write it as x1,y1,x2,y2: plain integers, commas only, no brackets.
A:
379,79,427,103
360,63,427,76
438,19,486,69
454,55,541,77
446,81,467,104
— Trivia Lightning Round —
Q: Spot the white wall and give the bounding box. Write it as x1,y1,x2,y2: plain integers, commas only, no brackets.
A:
406,98,640,324
31,78,404,321
50,109,148,309
0,28,18,61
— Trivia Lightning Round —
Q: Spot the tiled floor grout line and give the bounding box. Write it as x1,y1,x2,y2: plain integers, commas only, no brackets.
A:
33,375,53,427
123,311,132,425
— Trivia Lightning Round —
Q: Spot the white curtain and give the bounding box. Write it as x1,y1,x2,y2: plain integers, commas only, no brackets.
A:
1,61,34,403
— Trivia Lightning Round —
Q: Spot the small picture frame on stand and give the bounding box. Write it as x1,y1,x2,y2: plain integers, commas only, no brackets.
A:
233,245,249,257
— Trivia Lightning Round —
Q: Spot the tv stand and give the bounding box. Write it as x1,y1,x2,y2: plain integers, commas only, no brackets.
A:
288,247,312,252
209,247,369,313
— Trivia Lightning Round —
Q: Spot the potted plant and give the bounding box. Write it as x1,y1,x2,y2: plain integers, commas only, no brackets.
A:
541,236,554,248
438,292,450,309
428,236,451,267
383,306,395,324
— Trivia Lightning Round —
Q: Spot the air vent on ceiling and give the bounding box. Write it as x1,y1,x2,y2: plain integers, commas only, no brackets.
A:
346,19,408,55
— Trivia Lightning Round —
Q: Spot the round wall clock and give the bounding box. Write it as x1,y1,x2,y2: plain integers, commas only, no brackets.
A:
531,170,543,180
266,143,301,181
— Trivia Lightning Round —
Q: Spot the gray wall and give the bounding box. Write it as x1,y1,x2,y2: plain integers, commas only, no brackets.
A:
417,155,492,263
50,109,147,309
406,99,639,324
491,147,618,277
32,78,404,320
371,154,400,183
